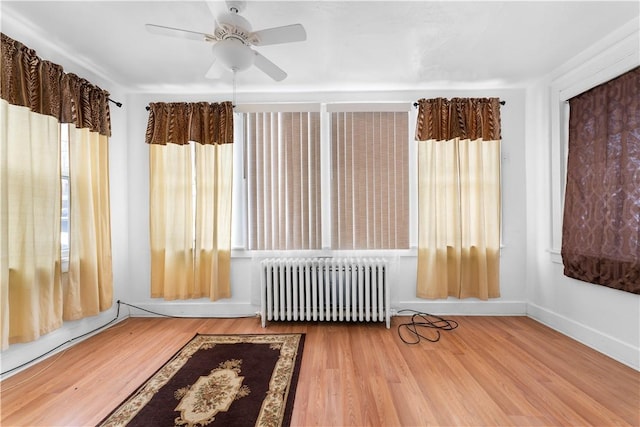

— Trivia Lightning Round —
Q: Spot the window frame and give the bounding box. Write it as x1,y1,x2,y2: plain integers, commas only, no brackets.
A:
548,33,638,263
60,124,70,271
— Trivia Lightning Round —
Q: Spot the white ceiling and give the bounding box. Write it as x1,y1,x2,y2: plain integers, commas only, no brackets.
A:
1,1,638,94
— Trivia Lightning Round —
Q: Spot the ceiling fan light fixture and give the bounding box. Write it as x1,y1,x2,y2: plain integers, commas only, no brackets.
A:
213,38,254,72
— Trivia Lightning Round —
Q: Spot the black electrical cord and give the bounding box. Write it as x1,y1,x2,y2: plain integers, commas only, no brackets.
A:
2,300,259,377
396,309,458,344
117,301,257,320
1,301,123,376
117,300,182,318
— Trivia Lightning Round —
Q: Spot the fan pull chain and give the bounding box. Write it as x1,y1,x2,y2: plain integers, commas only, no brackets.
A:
232,70,237,108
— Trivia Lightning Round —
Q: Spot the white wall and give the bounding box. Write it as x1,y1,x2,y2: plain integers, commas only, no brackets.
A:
4,11,637,376
525,18,640,369
124,88,527,319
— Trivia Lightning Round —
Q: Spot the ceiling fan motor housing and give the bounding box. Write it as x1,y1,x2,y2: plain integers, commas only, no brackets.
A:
215,12,256,44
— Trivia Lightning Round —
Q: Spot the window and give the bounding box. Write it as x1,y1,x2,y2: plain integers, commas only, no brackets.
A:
561,66,640,294
245,111,322,250
61,124,70,265
331,111,409,249
242,104,410,251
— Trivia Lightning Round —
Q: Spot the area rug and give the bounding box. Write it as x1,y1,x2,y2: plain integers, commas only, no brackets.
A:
98,333,305,427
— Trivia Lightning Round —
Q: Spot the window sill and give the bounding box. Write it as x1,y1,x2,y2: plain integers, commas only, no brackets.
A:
548,249,563,264
230,248,418,259
231,247,509,259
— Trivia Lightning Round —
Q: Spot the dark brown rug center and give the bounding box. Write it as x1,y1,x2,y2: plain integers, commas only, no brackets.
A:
98,333,305,427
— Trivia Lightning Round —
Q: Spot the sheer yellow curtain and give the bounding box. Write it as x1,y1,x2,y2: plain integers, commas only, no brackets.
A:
195,142,233,300
64,125,113,318
146,102,233,301
1,100,63,348
149,143,195,299
415,98,501,300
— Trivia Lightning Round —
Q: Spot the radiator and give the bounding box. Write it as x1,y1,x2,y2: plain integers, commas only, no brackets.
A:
261,258,390,328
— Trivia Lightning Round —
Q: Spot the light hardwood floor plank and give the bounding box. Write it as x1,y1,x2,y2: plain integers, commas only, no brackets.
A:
1,316,638,427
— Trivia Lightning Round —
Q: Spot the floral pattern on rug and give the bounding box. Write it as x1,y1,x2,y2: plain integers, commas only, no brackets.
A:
174,359,250,426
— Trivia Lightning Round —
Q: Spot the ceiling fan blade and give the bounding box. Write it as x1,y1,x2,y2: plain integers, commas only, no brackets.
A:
205,58,225,79
253,51,287,81
145,24,215,42
251,24,306,46
205,0,229,19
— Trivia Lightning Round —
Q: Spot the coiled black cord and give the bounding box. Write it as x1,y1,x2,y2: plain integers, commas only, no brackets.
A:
396,309,458,344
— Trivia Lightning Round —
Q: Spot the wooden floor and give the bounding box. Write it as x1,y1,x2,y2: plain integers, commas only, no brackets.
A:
1,315,638,427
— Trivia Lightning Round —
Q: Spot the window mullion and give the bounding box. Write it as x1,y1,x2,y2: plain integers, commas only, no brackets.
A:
320,105,332,250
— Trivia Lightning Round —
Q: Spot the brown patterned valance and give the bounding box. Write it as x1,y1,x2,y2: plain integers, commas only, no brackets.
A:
145,101,234,146
1,33,111,137
415,97,501,141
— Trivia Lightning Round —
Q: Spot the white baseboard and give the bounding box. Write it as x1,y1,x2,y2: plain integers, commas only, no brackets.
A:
6,300,634,380
121,301,259,319
393,300,528,316
0,309,127,380
0,302,258,379
527,303,639,371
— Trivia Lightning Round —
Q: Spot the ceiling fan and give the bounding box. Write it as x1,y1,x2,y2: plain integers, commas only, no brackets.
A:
145,0,306,81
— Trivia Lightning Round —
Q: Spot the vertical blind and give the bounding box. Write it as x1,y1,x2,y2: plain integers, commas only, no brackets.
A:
245,112,322,250
331,112,409,249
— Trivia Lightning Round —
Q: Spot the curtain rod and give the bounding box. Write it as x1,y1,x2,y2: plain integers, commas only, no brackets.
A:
109,98,122,108
145,101,507,111
413,100,506,108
